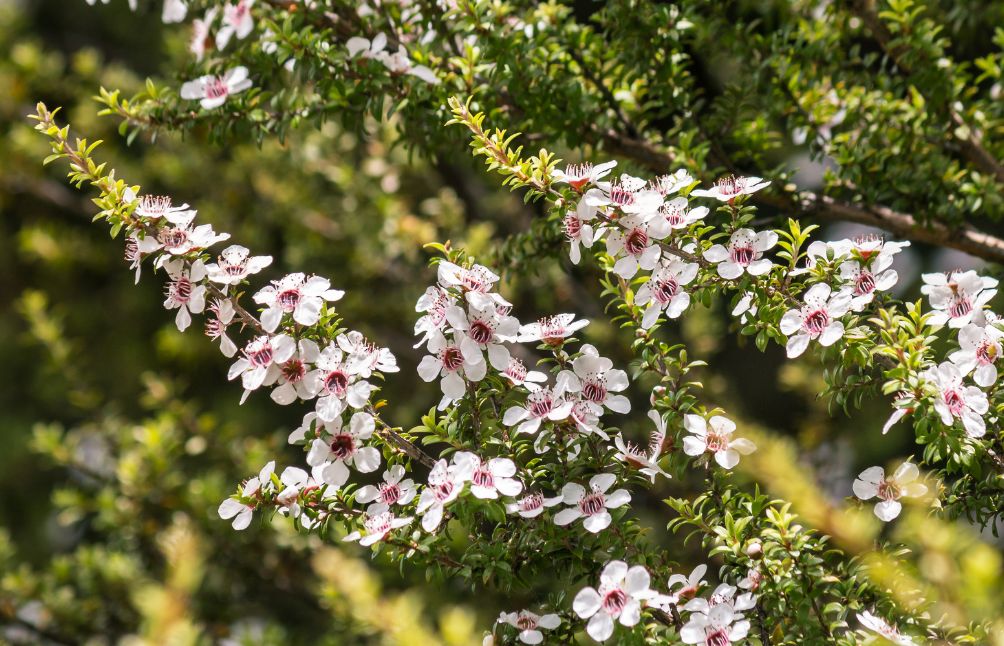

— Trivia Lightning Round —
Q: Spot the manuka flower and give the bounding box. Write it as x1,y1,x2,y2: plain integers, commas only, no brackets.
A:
605,215,664,279
683,414,756,469
269,339,320,405
505,491,562,519
496,610,561,645
691,175,770,202
702,228,776,280
336,331,398,378
416,457,473,532
190,8,218,62
853,462,927,522
162,258,207,332
355,465,417,512
572,560,654,642
418,330,487,410
553,160,617,191
779,283,852,358
924,360,989,437
557,344,631,415
612,410,670,482
218,461,274,530
205,245,272,286
503,385,574,435
216,0,254,49
652,196,708,231
310,343,373,422
154,212,230,255
649,170,694,196
253,273,344,331
180,66,252,110
343,504,412,547
228,334,296,394
857,611,917,646
636,258,699,328
564,200,598,265
205,297,238,357
131,193,192,221
306,411,381,486
446,302,519,371
414,285,453,348
517,313,589,345
949,321,1003,387
500,357,548,390
553,473,631,533
454,452,523,499
680,603,751,646
921,270,998,328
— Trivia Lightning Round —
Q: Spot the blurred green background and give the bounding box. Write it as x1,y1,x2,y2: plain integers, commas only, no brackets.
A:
0,0,995,643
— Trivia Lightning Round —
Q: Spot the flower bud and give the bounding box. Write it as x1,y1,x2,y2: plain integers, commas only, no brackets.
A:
745,540,763,560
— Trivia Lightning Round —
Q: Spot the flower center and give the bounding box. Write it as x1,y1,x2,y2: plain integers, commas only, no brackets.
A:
433,480,455,502
516,614,538,630
168,276,193,304
563,213,582,238
609,184,634,207
528,391,554,418
539,316,569,343
245,339,274,368
854,271,877,295
441,346,465,371
472,466,494,489
364,512,392,536
159,227,189,250
943,388,966,416
519,493,543,512
877,480,901,502
329,433,355,460
582,379,607,404
949,294,973,319
601,588,627,615
139,195,173,217
729,244,754,266
706,629,731,646
625,228,649,255
323,370,349,396
977,340,999,365
124,237,139,262
504,358,527,383
379,483,402,505
717,175,745,197
655,277,679,303
469,320,493,344
661,203,686,226
803,308,829,335
705,432,728,453
578,491,606,516
205,77,229,100
277,288,301,311
281,359,305,383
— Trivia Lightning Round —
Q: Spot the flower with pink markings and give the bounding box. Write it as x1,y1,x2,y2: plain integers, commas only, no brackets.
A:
921,270,998,328
651,196,708,232
691,175,770,202
306,411,381,486
564,200,599,265
337,331,398,378
703,228,776,280
206,244,272,286
613,410,670,482
553,473,631,534
649,170,694,196
355,465,416,513
517,313,589,345
779,283,852,358
216,0,255,49
343,503,412,547
572,560,654,642
950,321,1004,387
503,384,574,435
205,297,238,357
505,491,562,519
636,258,699,328
446,302,518,372
605,215,666,279
151,212,230,256
557,344,631,415
218,461,274,531
683,414,756,469
553,160,617,191
310,343,373,422
853,462,927,522
453,452,523,500
500,357,547,391
180,66,252,110
680,602,751,646
414,285,454,349
857,610,917,646
162,258,207,332
417,330,487,410
269,339,320,405
496,609,562,645
228,334,296,395
254,273,344,332
416,457,473,532
925,361,989,437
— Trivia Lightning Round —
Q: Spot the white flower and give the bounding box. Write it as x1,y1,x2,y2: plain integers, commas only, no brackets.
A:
205,297,238,357
347,33,388,59
857,611,917,646
162,0,187,23
853,463,928,521
503,385,574,435
269,339,320,405
162,259,207,331
154,212,230,255
572,561,654,642
311,344,373,422
500,357,548,390
925,360,989,437
649,170,694,196
682,583,756,618
355,465,417,511
779,283,852,358
949,321,1003,387
446,303,518,371
206,244,272,286
558,344,631,415
606,215,663,278
702,228,776,280
691,175,770,201
436,262,505,309
680,604,751,646
218,461,274,530
731,292,758,324
652,196,708,231
636,259,699,328
180,66,252,110
190,8,218,62
253,273,344,331
306,411,381,486
569,398,606,439
343,504,412,547
612,410,670,482
584,174,647,211
668,564,707,604
375,46,439,84
337,331,398,378
228,334,296,394
416,458,472,532
505,491,562,519
553,160,617,191
414,285,453,348
417,330,486,410
921,270,998,328
553,473,631,533
133,194,193,221
517,313,589,345
837,251,900,311
216,0,255,49
274,466,311,522
683,414,756,469
497,610,561,645
453,452,523,499
564,200,598,265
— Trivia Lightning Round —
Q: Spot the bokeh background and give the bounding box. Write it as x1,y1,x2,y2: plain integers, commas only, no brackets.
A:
0,0,996,644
